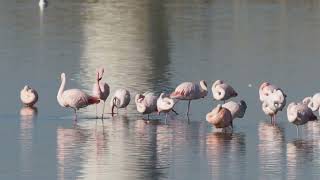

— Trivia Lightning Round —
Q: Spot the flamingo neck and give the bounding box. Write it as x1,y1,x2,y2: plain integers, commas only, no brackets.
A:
57,75,66,106
214,86,225,100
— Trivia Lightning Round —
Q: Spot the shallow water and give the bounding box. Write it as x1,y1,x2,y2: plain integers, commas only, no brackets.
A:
2,0,320,179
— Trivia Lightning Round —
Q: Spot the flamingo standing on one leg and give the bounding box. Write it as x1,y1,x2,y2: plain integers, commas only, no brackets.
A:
212,80,238,103
57,73,100,121
135,92,158,120
157,93,177,123
110,88,131,116
287,102,317,135
20,85,38,107
206,104,233,130
259,82,287,124
92,68,110,119
170,80,208,116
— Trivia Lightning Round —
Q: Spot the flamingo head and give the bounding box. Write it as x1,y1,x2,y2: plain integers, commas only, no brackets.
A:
135,94,145,104
260,82,270,90
60,73,66,81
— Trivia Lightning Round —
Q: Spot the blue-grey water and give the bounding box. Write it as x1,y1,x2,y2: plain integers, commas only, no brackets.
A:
2,0,320,179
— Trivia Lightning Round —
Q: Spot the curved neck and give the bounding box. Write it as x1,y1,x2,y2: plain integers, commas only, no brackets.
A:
200,81,207,92
214,86,225,100
57,76,66,101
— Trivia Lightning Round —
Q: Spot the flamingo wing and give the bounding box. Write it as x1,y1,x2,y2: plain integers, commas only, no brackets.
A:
171,82,196,99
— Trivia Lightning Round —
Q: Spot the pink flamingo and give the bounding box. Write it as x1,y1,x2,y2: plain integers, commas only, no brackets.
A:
57,73,100,121
20,85,38,107
206,104,233,130
135,92,158,120
157,93,177,123
287,102,317,135
303,93,320,113
259,82,287,123
170,80,208,116
92,68,110,119
212,80,238,103
110,88,131,116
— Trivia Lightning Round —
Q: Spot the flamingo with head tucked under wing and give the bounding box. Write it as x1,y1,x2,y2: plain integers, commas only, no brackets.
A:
20,85,38,107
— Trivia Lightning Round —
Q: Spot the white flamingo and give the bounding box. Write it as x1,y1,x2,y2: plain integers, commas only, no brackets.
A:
57,73,100,121
303,93,320,113
206,104,233,129
170,80,208,116
157,93,177,123
212,80,238,102
135,92,158,119
222,100,247,120
287,102,317,134
110,88,131,116
92,68,110,119
20,85,38,107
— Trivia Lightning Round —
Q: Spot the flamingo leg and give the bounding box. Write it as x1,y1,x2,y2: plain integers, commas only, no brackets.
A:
95,104,98,119
73,108,77,122
273,115,276,124
165,113,168,124
101,101,105,120
296,125,299,137
187,100,191,116
171,108,179,115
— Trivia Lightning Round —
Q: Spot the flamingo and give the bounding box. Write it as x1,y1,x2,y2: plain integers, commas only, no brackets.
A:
157,93,177,123
135,92,158,119
110,88,131,116
259,82,287,123
212,80,238,103
287,102,317,135
20,85,38,107
222,100,247,120
170,80,208,116
39,0,48,8
262,99,279,124
92,68,110,119
206,104,233,130
57,73,100,121
303,93,320,113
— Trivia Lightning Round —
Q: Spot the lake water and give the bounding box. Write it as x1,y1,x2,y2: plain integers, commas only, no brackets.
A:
2,0,320,179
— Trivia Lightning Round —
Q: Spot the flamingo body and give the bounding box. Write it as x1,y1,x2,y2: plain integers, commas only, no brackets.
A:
206,104,233,129
170,80,208,115
135,92,158,115
303,93,320,112
110,89,131,115
287,102,317,126
212,80,237,101
222,100,247,119
57,73,99,120
20,85,38,107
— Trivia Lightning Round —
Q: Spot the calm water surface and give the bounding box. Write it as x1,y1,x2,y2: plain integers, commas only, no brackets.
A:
2,0,320,179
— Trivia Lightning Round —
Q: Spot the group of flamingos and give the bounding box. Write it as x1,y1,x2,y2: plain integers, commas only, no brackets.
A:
20,67,320,132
